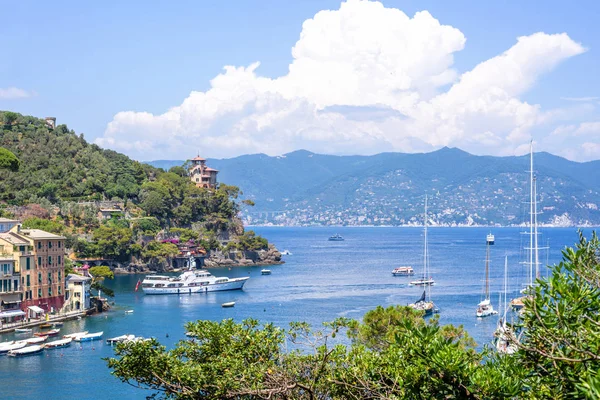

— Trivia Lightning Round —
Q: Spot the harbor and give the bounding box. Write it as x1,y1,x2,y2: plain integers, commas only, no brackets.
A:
0,226,580,399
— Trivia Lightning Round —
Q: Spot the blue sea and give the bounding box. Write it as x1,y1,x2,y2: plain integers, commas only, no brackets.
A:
0,226,587,399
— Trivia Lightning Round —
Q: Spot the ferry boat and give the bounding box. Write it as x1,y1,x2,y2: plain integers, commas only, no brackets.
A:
328,234,344,241
141,269,249,295
392,266,414,276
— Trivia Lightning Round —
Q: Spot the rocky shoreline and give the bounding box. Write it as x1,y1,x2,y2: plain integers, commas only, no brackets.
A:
113,244,284,274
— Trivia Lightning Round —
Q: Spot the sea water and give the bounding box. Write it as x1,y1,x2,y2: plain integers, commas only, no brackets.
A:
0,227,585,399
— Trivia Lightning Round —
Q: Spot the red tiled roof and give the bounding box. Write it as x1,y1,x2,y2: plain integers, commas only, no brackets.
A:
205,167,219,172
191,156,206,161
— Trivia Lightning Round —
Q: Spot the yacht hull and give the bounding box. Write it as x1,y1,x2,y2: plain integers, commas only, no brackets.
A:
142,278,248,295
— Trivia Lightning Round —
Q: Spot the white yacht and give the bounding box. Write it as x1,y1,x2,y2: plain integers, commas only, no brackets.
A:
141,268,249,295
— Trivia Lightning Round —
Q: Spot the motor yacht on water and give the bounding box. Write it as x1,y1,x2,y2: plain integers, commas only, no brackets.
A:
141,266,249,295
392,266,414,276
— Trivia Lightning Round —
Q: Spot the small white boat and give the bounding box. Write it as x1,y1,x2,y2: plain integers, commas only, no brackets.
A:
63,331,88,339
14,328,32,333
281,250,292,256
43,338,72,349
392,266,414,276
261,269,272,275
8,345,44,357
409,277,435,286
25,336,48,344
0,341,27,354
221,302,236,308
35,328,60,337
107,334,135,344
125,310,134,314
328,234,344,241
74,331,103,342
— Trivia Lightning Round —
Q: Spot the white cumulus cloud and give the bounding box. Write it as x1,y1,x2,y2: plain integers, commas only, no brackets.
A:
97,0,587,161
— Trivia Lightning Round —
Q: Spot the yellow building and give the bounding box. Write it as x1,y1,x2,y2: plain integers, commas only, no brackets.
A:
189,155,219,189
0,256,24,324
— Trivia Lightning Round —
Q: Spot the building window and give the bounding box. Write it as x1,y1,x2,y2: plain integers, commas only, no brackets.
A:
48,272,52,284
38,288,42,298
48,241,52,249
48,256,52,265
14,279,18,292
19,245,25,252
26,275,30,287
58,256,61,265
58,241,61,248
48,287,52,296
37,242,41,249
58,270,61,281
26,258,31,270
58,285,61,295
37,256,41,267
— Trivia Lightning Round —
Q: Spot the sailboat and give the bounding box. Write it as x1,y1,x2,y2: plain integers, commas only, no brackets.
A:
410,195,435,286
476,233,498,318
511,141,541,310
495,256,518,354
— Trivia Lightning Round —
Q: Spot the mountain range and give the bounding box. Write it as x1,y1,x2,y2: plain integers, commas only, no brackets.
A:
148,148,600,226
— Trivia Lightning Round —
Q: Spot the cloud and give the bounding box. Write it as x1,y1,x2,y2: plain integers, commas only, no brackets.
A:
0,87,35,99
561,96,598,102
98,0,587,161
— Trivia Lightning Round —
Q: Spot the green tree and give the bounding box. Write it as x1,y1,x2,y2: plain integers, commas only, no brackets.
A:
2,111,18,125
21,217,66,235
92,225,134,261
0,147,19,171
89,265,115,297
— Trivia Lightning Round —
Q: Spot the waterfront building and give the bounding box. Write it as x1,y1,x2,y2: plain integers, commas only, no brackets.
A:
0,231,33,319
0,256,24,325
10,227,66,314
0,218,19,233
189,155,219,189
63,273,92,312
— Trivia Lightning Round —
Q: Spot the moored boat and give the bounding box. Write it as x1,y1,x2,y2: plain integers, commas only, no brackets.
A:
261,269,271,275
107,334,135,344
476,233,498,318
392,266,414,276
43,338,72,349
409,196,436,287
14,328,32,333
141,261,249,295
63,331,88,339
0,341,27,354
221,301,235,308
8,345,44,357
25,336,48,344
409,290,438,316
35,329,60,337
39,323,52,329
74,331,103,342
328,234,344,241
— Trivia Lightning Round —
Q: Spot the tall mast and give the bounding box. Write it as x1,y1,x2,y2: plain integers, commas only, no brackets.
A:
528,140,534,287
423,195,428,281
534,177,540,279
503,256,508,318
485,237,490,300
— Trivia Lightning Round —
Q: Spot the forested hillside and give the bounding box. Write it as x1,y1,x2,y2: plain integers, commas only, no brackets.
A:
0,111,274,269
0,111,152,204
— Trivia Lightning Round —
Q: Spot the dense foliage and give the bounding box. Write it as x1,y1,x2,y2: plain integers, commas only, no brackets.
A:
0,111,263,262
0,147,19,171
107,232,600,399
0,111,150,204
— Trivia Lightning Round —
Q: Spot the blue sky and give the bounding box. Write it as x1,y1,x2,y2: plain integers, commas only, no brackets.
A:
1,0,599,161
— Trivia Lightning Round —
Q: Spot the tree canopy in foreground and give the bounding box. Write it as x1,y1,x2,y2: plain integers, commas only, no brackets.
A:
107,232,600,399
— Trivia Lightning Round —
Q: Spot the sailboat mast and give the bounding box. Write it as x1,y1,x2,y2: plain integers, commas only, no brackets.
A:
485,239,490,300
533,177,540,279
423,195,428,282
528,141,534,287
503,256,508,318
